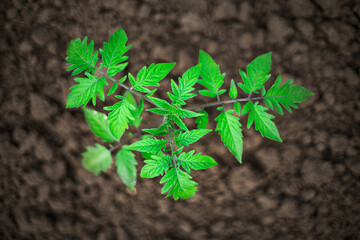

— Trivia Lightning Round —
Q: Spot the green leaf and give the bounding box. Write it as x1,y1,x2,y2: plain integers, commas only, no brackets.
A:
174,129,211,147
178,150,217,173
108,83,118,96
132,99,144,127
82,144,112,175
160,167,198,200
141,155,171,178
115,148,137,190
198,50,225,96
127,138,167,153
168,80,179,102
126,90,137,107
83,107,117,142
66,36,98,76
264,75,314,115
261,86,266,96
143,124,168,136
169,114,188,131
215,110,243,163
104,97,136,139
218,89,227,95
198,89,218,98
126,93,143,127
195,110,209,129
242,101,252,115
146,89,157,97
170,64,201,105
66,72,108,108
128,72,136,86
174,108,202,118
234,102,241,116
141,147,165,161
138,99,144,115
107,76,127,96
148,97,175,111
100,29,131,77
132,63,176,92
238,52,272,94
174,146,184,155
147,96,176,117
139,135,165,159
246,102,282,142
229,79,238,99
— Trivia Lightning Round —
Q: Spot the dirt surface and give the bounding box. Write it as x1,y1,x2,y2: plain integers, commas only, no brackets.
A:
1,0,360,239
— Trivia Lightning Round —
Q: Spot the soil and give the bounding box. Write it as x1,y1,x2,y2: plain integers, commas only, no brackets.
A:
1,0,359,239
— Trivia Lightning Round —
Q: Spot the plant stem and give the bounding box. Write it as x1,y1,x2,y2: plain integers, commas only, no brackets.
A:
186,96,266,110
123,88,130,100
108,95,276,153
216,92,225,110
167,124,177,168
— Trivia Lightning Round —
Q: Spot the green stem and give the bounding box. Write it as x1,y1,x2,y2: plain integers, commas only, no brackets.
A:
108,95,273,153
216,91,225,111
167,124,177,168
185,96,273,110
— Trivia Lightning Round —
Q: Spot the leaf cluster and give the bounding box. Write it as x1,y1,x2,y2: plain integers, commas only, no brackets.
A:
65,28,313,200
127,66,216,200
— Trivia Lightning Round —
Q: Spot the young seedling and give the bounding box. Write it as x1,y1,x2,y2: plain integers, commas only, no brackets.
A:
65,29,313,200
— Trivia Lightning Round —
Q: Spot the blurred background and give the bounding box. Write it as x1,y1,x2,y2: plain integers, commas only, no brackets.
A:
1,0,359,239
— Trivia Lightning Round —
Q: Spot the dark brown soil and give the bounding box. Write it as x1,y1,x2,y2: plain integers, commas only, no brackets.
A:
1,0,359,239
